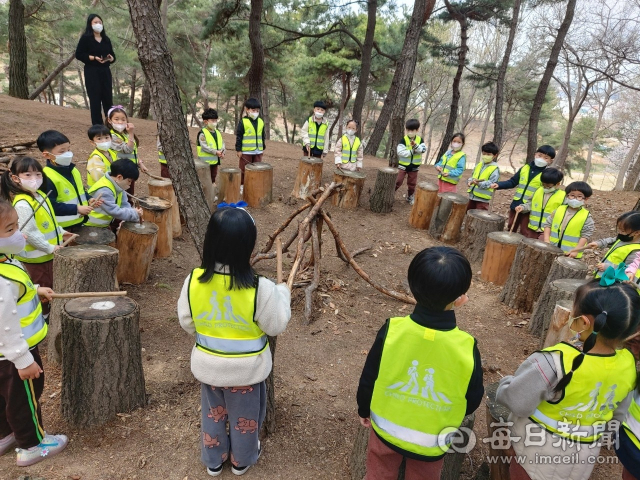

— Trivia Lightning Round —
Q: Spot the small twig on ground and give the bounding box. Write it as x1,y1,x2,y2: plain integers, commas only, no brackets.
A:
304,217,321,324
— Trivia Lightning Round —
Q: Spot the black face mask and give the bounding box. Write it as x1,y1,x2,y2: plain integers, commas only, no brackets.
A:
617,233,635,242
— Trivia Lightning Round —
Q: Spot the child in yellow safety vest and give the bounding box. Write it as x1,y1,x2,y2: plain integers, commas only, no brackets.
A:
301,101,330,159
0,200,68,467
586,212,640,280
357,247,483,479
334,119,363,173
198,108,225,183
235,98,266,187
543,182,595,258
515,167,565,239
178,205,291,477
395,118,427,205
106,105,147,195
435,132,466,193
87,124,117,187
466,141,500,211
497,280,640,480
0,157,72,316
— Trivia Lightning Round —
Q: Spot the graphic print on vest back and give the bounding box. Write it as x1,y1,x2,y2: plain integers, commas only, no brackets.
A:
196,291,251,328
386,359,453,410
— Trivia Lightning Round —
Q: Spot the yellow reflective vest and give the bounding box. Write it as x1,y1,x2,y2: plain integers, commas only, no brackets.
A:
595,240,640,278
531,342,635,443
623,391,640,450
158,151,166,165
549,205,590,258
241,118,264,152
87,148,117,187
188,268,268,358
307,118,328,150
111,131,138,164
0,260,47,358
438,151,465,185
370,316,476,458
467,162,498,200
197,128,224,165
340,135,361,164
12,192,62,264
527,188,566,232
399,136,423,167
85,176,123,228
514,164,543,202
43,166,89,228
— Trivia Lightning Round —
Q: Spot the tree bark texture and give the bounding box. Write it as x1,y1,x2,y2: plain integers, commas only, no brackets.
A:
531,279,588,343
291,157,323,200
480,232,524,286
139,78,151,119
126,0,211,258
543,300,573,349
48,245,119,365
332,170,366,209
459,210,506,264
352,0,378,135
408,181,439,230
499,238,563,313
148,178,182,238
139,196,173,258
369,167,398,213
117,221,158,285
624,151,640,192
247,0,264,100
61,296,146,427
219,167,242,204
428,193,468,243
244,163,273,207
9,0,29,99
618,134,640,191
485,382,511,480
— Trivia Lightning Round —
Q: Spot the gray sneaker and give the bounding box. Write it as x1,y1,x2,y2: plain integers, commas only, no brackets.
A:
407,195,415,205
0,433,16,456
16,433,68,467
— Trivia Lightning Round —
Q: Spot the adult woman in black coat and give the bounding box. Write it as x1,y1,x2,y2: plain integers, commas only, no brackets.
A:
75,14,116,125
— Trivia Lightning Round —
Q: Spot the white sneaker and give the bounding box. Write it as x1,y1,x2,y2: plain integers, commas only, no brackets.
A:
207,464,223,477
231,441,261,476
407,195,415,205
240,185,244,195
0,433,16,456
16,433,68,467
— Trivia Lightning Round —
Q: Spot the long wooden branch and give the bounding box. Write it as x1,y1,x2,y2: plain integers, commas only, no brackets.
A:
260,202,312,253
304,218,321,324
29,52,75,100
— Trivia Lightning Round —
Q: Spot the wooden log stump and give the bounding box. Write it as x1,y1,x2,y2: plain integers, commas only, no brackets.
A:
291,157,323,199
499,239,563,313
408,181,439,230
139,196,173,258
428,192,468,243
459,210,506,264
194,159,216,211
481,232,524,286
369,167,398,213
73,226,116,247
47,245,119,365
148,178,182,238
219,167,242,204
116,221,158,284
333,169,366,209
530,278,588,341
349,415,476,480
244,162,273,207
485,382,512,480
543,300,573,348
528,256,589,336
61,296,145,427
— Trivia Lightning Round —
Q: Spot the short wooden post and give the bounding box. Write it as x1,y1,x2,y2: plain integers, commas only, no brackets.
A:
485,382,511,480
480,232,524,285
139,196,172,258
194,158,216,211
219,167,242,204
333,169,366,208
408,181,439,230
291,157,323,199
531,279,588,342
459,210,506,264
369,167,398,213
244,162,273,207
73,226,116,247
148,178,182,238
543,300,573,348
428,192,468,243
116,221,158,285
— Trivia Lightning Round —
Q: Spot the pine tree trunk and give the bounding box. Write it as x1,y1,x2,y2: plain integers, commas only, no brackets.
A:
583,81,611,181
138,78,151,119
474,92,494,166
459,210,506,264
262,85,271,140
247,0,264,100
624,152,640,192
352,0,377,134
428,193,468,243
128,68,137,117
9,0,29,99
369,167,398,213
617,134,640,190
58,39,65,106
526,0,577,161
77,67,89,109
126,0,211,257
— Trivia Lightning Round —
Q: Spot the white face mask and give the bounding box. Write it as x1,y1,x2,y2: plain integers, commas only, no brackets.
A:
112,123,127,133
54,151,73,166
208,122,218,129
248,112,259,120
96,141,112,150
534,157,548,168
314,111,325,118
451,142,462,151
0,230,26,255
20,178,43,193
566,198,584,209
92,23,104,33
346,129,356,136
543,187,556,194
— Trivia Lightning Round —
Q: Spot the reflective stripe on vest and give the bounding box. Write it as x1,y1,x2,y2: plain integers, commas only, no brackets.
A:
399,136,423,167
527,188,566,231
341,136,361,164
158,151,166,165
595,241,640,278
241,118,264,152
308,118,328,149
369,316,476,457
0,262,46,358
12,192,61,264
514,164,542,202
549,205,590,257
111,131,138,164
188,268,268,358
197,128,223,164
623,391,640,450
43,166,89,228
467,162,498,200
86,176,123,227
87,149,117,187
531,342,636,443
438,151,465,185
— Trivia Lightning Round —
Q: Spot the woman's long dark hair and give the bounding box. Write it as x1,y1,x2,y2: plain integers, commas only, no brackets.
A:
0,157,46,201
83,14,109,40
198,208,257,290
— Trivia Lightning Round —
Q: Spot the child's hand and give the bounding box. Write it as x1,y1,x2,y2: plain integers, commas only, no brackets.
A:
18,362,43,380
126,123,135,133
566,250,580,258
515,205,524,213
356,167,362,172
90,198,104,208
139,163,148,173
237,151,242,159
490,183,499,189
442,172,449,177
596,263,607,272
435,166,443,172
37,287,54,302
359,417,371,428
77,205,93,215
135,207,144,219
587,241,598,249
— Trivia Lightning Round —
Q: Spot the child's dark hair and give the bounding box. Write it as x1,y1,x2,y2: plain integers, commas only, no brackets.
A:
541,167,564,185
346,118,360,127
202,108,218,121
405,119,420,130
481,141,499,156
88,124,111,140
199,208,257,289
0,157,45,201
0,199,15,220
244,98,261,109
451,132,465,145
36,130,69,152
109,159,140,181
554,281,640,392
565,181,592,198
617,212,640,233
536,145,556,159
408,247,472,311
105,107,141,146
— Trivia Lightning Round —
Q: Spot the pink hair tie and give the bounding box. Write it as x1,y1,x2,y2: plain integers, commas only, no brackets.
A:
107,105,125,117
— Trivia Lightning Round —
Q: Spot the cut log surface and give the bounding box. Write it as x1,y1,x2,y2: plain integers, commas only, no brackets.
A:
194,158,216,211
333,169,366,209
481,232,523,285
292,157,323,200
48,245,119,365
485,382,511,480
408,181,438,230
428,192,468,243
61,296,145,427
531,278,589,341
499,238,564,313
73,226,116,246
148,177,182,238
139,195,173,258
459,210,506,264
244,162,273,207
528,256,589,336
543,300,573,348
116,221,158,285
219,167,242,204
369,167,398,213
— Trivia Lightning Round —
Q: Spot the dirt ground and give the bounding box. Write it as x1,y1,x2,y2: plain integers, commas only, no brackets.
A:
0,95,637,480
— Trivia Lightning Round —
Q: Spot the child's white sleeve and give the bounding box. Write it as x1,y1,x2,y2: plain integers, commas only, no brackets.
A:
15,200,54,254
334,140,342,165
0,280,34,369
301,120,310,146
177,275,195,335
356,143,364,169
397,143,412,158
254,277,291,336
